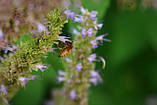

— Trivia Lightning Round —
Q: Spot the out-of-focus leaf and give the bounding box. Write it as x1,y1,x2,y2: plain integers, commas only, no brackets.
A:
12,80,45,105
109,11,147,66
146,10,157,52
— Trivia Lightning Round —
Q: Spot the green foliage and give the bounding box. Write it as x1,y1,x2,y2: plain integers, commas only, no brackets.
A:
0,8,68,102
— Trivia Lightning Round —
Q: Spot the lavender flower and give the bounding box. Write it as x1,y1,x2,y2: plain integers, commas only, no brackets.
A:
65,57,72,62
72,29,80,35
35,64,47,72
90,11,98,21
18,77,29,87
90,71,102,86
80,7,88,14
76,63,82,72
90,34,110,49
58,77,65,83
97,24,103,30
57,70,66,83
87,28,93,37
88,54,97,63
0,85,7,95
74,15,84,23
64,10,75,19
90,40,98,49
81,29,86,37
59,36,71,43
70,90,76,100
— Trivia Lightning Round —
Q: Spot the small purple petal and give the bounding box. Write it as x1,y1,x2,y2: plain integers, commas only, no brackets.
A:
80,7,88,14
76,63,82,72
57,77,65,83
97,24,103,30
87,28,93,37
18,77,28,86
88,54,97,63
72,29,80,35
64,10,75,19
70,90,76,100
65,57,72,62
35,64,47,72
59,36,71,43
81,29,86,37
74,15,83,23
58,70,66,76
0,85,7,95
90,11,97,21
90,40,98,49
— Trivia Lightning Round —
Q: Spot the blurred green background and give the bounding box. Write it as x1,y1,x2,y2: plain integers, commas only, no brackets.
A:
11,0,157,105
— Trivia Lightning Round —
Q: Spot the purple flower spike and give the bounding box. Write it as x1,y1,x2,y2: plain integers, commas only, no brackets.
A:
70,90,76,100
0,85,7,95
87,28,93,37
88,54,97,63
76,63,82,72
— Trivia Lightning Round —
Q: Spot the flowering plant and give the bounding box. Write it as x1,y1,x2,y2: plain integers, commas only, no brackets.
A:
56,7,110,105
0,9,68,105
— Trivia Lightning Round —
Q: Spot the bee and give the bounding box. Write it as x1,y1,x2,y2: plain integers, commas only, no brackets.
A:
58,41,73,57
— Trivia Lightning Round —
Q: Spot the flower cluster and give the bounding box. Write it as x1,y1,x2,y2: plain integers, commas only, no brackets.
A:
56,7,110,105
